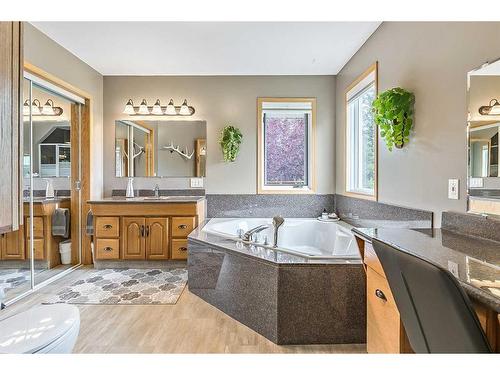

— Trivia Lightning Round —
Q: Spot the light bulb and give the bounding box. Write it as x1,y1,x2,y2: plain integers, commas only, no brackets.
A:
41,99,55,115
151,99,163,115
123,99,136,115
138,99,149,115
179,99,190,115
165,99,176,115
489,100,500,115
31,99,41,116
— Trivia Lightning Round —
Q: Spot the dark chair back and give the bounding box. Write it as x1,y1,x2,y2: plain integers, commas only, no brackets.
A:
372,238,491,353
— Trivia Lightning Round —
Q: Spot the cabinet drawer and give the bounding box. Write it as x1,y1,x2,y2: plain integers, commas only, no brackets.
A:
364,242,385,277
95,217,120,238
171,239,188,260
33,238,45,260
26,217,44,238
171,217,196,237
95,238,120,260
366,266,402,353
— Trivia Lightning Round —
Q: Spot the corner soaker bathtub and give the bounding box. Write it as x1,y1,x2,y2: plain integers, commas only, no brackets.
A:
187,218,366,345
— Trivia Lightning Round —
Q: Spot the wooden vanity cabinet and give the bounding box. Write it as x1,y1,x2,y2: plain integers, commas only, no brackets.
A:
91,200,205,262
358,237,499,353
0,229,25,260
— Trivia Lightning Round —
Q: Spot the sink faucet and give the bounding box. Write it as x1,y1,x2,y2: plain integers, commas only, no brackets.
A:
272,215,284,247
242,225,269,242
153,184,160,198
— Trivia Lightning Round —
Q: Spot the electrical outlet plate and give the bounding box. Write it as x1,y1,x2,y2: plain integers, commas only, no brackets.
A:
448,179,459,200
190,178,204,188
447,261,459,278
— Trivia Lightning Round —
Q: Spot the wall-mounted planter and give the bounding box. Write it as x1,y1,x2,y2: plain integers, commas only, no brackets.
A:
219,125,243,162
372,87,415,151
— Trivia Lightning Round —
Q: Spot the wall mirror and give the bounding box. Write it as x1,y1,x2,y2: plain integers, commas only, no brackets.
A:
114,120,206,178
467,58,500,216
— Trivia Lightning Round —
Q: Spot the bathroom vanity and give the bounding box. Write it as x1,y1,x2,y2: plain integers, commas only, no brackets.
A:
88,197,206,262
0,198,70,268
352,226,500,353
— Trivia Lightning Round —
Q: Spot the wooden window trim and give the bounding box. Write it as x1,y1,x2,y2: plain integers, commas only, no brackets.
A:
257,97,317,195
344,62,379,201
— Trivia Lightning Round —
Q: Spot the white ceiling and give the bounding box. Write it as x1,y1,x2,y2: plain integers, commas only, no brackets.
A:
31,22,380,76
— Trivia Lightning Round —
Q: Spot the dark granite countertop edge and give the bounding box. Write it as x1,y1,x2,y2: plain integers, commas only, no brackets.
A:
351,227,500,313
88,196,205,204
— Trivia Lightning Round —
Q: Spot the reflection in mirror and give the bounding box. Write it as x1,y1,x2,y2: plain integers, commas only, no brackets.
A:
467,58,500,215
115,120,207,178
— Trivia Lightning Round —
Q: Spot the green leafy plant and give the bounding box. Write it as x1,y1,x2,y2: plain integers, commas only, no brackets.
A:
372,87,415,151
219,125,243,162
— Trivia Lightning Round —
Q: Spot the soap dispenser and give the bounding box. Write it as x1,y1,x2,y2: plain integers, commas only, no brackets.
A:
126,177,135,198
45,178,55,199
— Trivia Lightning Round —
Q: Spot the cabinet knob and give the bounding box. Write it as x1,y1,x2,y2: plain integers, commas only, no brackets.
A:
375,289,387,301
178,224,188,229
179,247,188,252
104,246,113,252
103,224,113,229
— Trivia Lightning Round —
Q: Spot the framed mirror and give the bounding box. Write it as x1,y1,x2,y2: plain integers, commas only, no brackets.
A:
467,58,500,216
114,120,207,178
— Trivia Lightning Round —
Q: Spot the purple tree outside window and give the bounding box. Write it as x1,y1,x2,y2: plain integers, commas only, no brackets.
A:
264,114,308,185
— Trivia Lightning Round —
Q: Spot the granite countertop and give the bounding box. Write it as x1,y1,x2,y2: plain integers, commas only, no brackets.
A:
88,196,205,204
341,218,432,229
23,197,71,204
353,227,500,313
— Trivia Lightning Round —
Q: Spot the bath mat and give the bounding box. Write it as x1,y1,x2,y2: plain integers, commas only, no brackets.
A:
44,268,187,305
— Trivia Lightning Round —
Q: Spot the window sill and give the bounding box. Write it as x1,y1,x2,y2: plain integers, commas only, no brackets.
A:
258,187,316,195
343,190,377,201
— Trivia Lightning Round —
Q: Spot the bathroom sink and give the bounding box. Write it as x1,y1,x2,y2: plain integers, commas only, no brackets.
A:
143,196,170,200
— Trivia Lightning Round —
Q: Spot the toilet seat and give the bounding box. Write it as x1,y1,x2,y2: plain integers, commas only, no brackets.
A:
0,304,80,354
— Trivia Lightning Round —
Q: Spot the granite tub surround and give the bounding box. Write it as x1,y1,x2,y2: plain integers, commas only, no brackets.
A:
188,223,366,344
206,194,335,218
335,194,433,228
442,211,500,243
352,227,500,313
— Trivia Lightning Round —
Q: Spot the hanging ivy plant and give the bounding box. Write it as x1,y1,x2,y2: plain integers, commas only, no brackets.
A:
219,125,243,162
372,87,415,151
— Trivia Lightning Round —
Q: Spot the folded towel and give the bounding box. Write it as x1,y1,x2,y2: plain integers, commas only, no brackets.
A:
86,210,94,236
52,208,70,238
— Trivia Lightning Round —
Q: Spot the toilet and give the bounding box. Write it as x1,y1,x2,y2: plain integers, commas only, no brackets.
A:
0,304,80,354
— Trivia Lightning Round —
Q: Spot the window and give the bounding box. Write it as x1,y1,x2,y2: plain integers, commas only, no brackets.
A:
346,63,378,199
258,98,316,193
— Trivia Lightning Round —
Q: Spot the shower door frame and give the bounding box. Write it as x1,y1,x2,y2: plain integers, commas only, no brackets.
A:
4,63,93,306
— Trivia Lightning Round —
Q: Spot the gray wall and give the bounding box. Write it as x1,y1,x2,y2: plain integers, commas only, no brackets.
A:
335,22,500,225
24,23,104,198
103,76,335,196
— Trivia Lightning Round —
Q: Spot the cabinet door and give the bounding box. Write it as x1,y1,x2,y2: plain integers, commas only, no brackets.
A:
1,229,25,260
146,217,169,260
122,217,146,259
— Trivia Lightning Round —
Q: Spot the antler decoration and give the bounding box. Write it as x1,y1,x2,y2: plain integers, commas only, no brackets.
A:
162,142,195,160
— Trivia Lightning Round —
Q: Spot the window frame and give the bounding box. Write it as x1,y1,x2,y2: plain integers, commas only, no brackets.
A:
345,62,378,201
257,97,316,194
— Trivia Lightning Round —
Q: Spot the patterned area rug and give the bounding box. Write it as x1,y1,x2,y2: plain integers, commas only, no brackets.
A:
0,269,31,295
44,268,187,305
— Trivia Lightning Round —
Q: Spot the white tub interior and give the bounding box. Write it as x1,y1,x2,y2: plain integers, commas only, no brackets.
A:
202,218,360,259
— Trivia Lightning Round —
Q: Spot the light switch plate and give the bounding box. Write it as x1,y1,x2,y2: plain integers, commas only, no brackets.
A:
190,178,204,188
448,179,459,200
447,261,459,278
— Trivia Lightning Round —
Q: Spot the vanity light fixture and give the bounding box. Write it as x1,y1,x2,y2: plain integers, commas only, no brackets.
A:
165,99,177,115
123,99,136,115
122,98,195,116
23,98,63,116
479,99,500,115
151,99,163,115
179,99,190,115
138,99,150,115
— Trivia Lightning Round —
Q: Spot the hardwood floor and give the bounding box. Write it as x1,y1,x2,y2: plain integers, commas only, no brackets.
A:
1,267,366,354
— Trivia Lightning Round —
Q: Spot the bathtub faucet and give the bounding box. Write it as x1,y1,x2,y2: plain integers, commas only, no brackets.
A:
242,225,269,242
272,216,284,247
